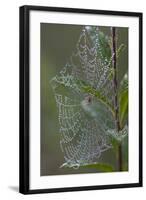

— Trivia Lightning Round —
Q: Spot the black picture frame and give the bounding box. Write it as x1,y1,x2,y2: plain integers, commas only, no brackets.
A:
19,5,143,194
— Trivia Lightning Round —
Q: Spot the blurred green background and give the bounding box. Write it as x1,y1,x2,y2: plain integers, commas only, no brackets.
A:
40,23,128,176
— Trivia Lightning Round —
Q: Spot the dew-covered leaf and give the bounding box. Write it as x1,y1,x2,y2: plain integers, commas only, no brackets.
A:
80,163,114,172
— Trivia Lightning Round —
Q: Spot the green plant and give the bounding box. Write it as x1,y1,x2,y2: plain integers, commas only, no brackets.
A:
76,27,128,172
51,26,128,172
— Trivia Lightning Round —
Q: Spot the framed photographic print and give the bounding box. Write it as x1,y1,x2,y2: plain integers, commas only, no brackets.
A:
19,5,143,194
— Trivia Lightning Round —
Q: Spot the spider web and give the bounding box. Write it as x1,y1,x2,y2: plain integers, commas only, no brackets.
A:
50,26,126,169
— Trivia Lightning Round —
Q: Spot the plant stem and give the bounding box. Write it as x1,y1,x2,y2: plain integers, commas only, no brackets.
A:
111,27,122,171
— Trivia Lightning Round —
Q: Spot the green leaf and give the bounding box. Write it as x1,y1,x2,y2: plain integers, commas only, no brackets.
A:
116,44,125,58
119,90,128,127
80,163,114,172
119,73,128,128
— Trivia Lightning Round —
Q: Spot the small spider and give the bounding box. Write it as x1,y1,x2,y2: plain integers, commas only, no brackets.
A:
84,95,92,104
